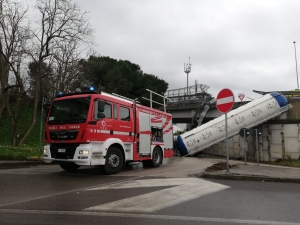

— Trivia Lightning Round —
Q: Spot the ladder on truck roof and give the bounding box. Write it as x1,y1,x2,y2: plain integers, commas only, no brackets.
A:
142,89,170,112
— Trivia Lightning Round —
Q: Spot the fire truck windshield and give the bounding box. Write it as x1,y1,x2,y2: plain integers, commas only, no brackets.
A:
47,97,90,125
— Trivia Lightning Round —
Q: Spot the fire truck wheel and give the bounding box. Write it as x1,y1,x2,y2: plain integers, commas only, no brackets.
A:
101,147,124,175
59,162,80,172
152,147,162,167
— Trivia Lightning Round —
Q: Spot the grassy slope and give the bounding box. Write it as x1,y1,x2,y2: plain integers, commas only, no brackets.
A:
0,104,44,160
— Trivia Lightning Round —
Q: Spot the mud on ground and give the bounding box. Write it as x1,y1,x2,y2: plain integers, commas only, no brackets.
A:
205,162,239,172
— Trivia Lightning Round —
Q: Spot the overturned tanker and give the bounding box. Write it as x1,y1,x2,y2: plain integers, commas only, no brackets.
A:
177,92,292,156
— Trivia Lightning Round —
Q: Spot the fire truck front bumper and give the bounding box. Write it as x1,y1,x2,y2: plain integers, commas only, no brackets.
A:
43,144,105,166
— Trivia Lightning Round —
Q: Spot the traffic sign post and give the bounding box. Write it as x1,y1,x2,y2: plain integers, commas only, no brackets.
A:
251,128,262,165
216,89,235,172
239,128,250,165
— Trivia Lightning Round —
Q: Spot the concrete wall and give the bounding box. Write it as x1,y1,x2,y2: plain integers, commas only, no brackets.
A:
203,123,300,162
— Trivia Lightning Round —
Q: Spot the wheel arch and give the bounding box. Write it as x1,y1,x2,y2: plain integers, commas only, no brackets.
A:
108,143,126,165
103,138,126,160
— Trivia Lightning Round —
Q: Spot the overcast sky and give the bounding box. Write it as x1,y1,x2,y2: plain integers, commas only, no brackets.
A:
72,0,300,101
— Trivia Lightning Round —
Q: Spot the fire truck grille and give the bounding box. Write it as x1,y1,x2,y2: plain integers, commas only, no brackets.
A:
49,130,79,140
50,143,79,160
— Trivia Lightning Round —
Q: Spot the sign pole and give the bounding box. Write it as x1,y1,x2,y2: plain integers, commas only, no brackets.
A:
250,128,261,166
239,128,249,165
225,112,229,172
244,129,247,165
256,130,259,166
216,88,235,173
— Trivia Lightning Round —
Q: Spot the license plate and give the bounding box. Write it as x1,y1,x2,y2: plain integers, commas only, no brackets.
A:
58,149,66,153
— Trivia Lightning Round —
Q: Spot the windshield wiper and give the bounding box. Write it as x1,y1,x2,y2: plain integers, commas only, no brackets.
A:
48,119,64,125
68,118,86,124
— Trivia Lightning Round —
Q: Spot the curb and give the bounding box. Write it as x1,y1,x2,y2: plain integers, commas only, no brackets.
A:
201,171,300,183
0,161,53,169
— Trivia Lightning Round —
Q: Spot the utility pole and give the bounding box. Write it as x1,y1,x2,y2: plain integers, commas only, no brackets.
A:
184,57,191,100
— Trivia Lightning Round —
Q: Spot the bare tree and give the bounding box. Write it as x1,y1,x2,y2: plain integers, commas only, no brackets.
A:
18,0,93,145
50,39,87,98
0,0,30,145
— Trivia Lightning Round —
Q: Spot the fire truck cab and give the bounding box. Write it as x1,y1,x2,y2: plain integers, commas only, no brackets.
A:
43,90,174,174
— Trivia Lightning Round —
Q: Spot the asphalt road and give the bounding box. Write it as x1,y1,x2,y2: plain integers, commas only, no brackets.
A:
0,157,300,225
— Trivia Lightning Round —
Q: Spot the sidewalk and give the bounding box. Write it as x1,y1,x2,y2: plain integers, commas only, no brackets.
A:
201,160,300,183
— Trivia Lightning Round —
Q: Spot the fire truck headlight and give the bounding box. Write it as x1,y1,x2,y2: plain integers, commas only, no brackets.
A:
79,150,89,155
44,149,47,154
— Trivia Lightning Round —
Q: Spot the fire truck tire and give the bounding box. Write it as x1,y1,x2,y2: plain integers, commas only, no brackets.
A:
142,147,162,168
59,162,80,172
152,147,162,167
101,147,124,175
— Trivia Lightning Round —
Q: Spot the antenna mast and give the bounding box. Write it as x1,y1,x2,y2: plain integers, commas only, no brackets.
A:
184,57,192,100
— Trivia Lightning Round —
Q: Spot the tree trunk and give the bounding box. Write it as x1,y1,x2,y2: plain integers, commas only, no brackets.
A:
0,56,9,120
16,61,41,146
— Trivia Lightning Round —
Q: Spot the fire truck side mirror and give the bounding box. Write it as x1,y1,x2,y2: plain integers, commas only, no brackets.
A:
98,100,105,112
97,112,105,119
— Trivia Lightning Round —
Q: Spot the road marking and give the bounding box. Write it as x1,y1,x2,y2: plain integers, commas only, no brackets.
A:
0,176,142,208
84,178,229,213
0,209,299,225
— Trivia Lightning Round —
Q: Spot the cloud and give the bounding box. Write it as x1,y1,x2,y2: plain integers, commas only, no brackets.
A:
73,0,300,100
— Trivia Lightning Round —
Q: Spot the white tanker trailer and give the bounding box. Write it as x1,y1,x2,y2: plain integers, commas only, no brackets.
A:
177,92,292,156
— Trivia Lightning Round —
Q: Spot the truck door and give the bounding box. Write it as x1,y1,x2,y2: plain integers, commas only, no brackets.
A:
115,105,133,143
91,100,115,140
139,112,151,155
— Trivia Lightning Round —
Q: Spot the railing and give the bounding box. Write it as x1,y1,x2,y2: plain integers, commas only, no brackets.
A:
142,89,170,112
164,83,211,104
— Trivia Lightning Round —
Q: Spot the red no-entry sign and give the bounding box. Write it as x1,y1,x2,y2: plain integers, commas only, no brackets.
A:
216,88,235,113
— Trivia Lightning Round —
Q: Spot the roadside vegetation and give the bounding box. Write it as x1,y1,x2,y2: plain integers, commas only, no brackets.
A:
270,158,300,168
0,106,43,160
0,147,40,160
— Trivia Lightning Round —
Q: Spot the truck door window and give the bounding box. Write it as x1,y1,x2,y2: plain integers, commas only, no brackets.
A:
120,107,130,121
94,100,110,119
114,105,118,119
103,102,112,118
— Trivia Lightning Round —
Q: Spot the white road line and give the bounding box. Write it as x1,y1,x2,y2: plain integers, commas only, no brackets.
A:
84,178,229,213
0,209,299,225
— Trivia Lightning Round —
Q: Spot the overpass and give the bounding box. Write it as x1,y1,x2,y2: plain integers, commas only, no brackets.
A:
162,84,249,128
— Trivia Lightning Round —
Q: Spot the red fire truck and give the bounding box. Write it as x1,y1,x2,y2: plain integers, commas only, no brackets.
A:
43,89,174,174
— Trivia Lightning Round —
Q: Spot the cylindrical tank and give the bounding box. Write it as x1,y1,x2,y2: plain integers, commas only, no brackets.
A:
177,92,292,156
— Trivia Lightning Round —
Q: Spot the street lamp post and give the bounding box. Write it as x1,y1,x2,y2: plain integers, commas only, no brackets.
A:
184,57,191,100
293,41,299,89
